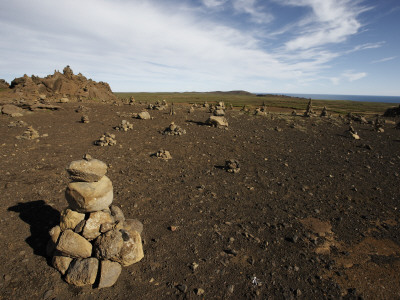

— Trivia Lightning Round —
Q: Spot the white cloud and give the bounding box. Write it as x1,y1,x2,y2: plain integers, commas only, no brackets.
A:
232,0,273,23
342,71,367,82
202,0,227,8
281,0,370,51
371,56,397,64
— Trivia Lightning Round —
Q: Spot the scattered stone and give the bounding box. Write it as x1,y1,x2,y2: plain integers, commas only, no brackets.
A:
98,260,122,289
67,158,108,182
59,209,85,231
59,97,69,103
225,159,240,173
75,105,89,113
206,116,228,128
169,225,178,232
94,133,117,146
162,122,186,135
195,288,205,296
346,126,360,140
114,120,133,131
177,284,188,293
65,175,113,212
348,113,367,124
16,126,40,140
81,115,89,123
65,258,99,286
1,104,24,117
8,120,27,127
227,285,235,293
137,111,151,120
56,230,93,258
152,149,172,160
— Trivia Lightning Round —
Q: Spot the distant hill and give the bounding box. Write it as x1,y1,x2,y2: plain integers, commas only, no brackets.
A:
208,90,254,96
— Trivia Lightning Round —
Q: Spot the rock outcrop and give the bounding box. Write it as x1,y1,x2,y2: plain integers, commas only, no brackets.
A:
8,66,117,102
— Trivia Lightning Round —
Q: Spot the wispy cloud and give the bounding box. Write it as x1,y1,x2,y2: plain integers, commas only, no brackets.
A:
201,0,227,8
371,56,397,64
232,0,273,24
342,71,367,82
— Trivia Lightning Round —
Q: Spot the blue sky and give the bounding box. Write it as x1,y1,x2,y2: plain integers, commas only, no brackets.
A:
0,0,399,95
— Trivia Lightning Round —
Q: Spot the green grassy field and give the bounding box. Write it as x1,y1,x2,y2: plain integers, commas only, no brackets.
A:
115,92,397,115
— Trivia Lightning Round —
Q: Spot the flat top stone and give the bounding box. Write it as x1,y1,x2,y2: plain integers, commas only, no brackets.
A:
67,158,107,182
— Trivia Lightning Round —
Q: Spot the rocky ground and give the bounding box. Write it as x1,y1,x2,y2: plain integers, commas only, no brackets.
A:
0,101,399,299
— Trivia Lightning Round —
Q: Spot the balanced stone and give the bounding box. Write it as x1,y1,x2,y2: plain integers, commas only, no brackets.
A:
65,176,113,212
52,255,73,275
65,258,99,286
67,159,108,182
56,230,92,258
82,211,113,240
98,260,122,289
59,209,85,231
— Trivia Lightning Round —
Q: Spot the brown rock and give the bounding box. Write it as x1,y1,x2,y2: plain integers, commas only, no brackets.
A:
98,260,122,289
110,205,125,223
2,104,24,117
117,230,144,266
56,230,92,258
67,159,108,182
65,258,99,286
49,225,61,244
65,176,113,212
94,229,124,261
137,111,151,120
206,116,228,127
124,219,143,235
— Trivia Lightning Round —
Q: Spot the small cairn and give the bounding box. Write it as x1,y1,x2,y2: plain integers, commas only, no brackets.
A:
8,120,27,128
16,126,40,140
47,156,144,288
81,115,89,123
303,99,315,117
152,149,172,160
129,96,135,105
254,107,267,116
114,120,133,131
225,159,240,173
148,100,168,110
213,101,226,116
162,122,186,136
291,110,297,116
320,106,328,117
169,103,176,115
95,133,117,146
374,116,384,132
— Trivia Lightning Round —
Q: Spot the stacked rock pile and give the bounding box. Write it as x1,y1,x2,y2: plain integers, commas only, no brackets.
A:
47,157,144,288
303,99,315,117
225,159,240,173
114,120,133,131
320,106,328,117
162,122,186,136
152,149,172,160
213,101,226,116
81,115,89,123
94,133,117,146
16,126,40,140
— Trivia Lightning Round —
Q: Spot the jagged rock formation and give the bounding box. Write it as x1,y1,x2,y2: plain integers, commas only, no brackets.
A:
8,66,117,102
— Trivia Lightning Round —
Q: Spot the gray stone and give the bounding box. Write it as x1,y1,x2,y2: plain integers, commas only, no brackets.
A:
59,209,85,231
56,230,92,258
67,159,107,182
123,218,143,235
110,205,125,223
137,111,150,120
206,116,228,127
52,255,73,275
94,229,124,261
82,210,113,240
98,260,122,289
65,176,113,212
117,229,144,266
65,258,99,286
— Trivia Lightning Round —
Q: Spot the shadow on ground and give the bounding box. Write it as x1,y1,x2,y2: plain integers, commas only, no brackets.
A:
8,200,60,259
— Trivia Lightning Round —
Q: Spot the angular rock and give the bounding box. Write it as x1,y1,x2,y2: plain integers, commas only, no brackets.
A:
59,208,85,231
94,229,124,261
137,111,150,120
67,159,108,182
98,260,122,289
65,258,99,286
206,116,228,127
52,255,73,275
123,219,143,235
82,210,113,240
110,205,125,223
117,229,144,266
65,176,113,212
56,230,92,258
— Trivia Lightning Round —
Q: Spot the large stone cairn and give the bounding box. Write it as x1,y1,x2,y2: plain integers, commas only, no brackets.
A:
47,157,144,288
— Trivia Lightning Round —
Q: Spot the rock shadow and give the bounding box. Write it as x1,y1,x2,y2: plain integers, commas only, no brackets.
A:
8,200,60,259
186,120,207,126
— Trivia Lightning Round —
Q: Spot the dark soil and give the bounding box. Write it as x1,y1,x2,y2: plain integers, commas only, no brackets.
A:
0,102,399,299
